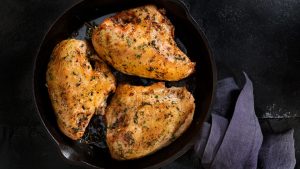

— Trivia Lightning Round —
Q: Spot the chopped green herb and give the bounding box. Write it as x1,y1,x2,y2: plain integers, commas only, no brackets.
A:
150,40,156,46
79,115,88,123
171,134,177,141
127,149,134,154
135,54,142,58
147,67,155,72
126,38,132,47
174,55,186,61
90,76,96,81
141,102,151,106
137,43,147,50
72,127,80,132
140,111,144,115
134,112,138,124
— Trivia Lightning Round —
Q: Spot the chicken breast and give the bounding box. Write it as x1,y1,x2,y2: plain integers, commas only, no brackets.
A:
106,82,195,160
46,39,116,140
92,5,195,81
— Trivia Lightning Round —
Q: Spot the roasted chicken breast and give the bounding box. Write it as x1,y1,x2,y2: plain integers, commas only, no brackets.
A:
106,82,195,160
92,5,195,81
46,39,116,140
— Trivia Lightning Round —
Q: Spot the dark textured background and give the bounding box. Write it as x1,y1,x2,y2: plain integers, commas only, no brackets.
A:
0,0,299,168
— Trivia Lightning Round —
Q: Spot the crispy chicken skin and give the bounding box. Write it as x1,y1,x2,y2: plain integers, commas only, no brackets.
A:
106,82,195,160
46,39,116,140
92,5,195,81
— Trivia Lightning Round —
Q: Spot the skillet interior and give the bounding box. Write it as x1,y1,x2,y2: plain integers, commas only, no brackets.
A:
33,0,216,168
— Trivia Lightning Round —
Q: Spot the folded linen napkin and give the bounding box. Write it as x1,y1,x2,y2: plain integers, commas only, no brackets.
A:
258,129,296,169
194,73,296,169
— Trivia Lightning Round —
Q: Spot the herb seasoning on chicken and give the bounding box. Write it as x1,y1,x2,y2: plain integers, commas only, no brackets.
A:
46,39,116,140
106,82,195,160
92,5,195,81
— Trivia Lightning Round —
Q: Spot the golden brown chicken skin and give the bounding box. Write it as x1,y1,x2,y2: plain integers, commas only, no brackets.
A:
92,5,195,81
46,39,116,140
106,82,195,160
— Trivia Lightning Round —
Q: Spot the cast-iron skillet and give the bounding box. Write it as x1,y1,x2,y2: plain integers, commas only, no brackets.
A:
33,0,216,168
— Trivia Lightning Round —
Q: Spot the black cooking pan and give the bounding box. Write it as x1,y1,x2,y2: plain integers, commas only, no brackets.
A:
33,0,216,168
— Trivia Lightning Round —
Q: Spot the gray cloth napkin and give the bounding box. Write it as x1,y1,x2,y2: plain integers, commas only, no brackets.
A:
194,73,296,169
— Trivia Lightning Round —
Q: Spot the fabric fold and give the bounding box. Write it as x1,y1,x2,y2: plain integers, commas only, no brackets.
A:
258,129,296,169
194,73,295,169
201,114,229,168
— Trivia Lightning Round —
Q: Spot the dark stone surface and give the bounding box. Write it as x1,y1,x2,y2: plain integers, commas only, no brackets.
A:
185,0,300,118
0,0,299,168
